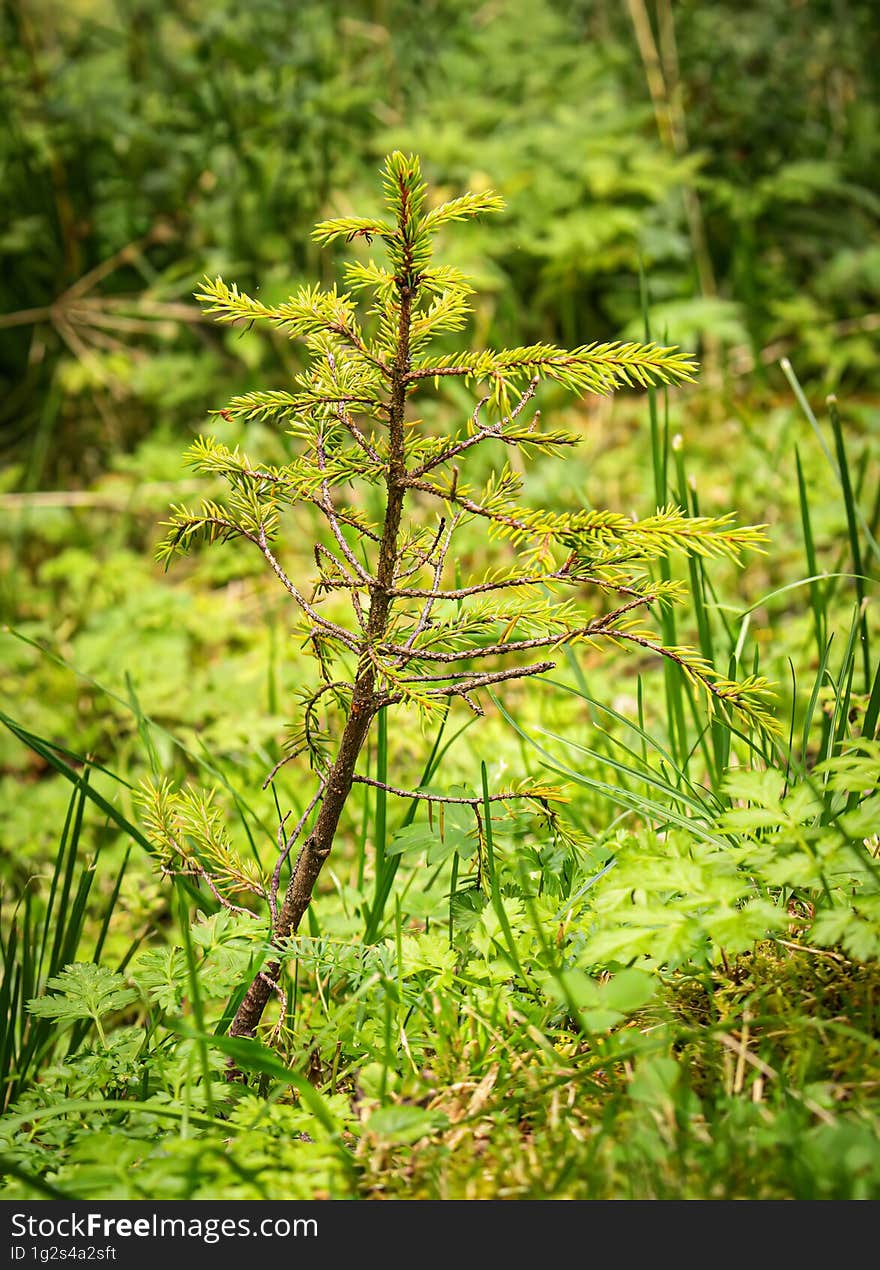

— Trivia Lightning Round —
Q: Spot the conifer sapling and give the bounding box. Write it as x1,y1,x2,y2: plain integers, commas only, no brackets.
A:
141,153,774,1053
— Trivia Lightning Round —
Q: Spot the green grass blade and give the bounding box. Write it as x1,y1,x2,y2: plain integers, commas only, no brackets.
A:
828,396,872,691
175,880,214,1114
0,915,20,1109
92,848,131,964
781,360,880,566
364,706,467,941
492,695,729,848
544,678,712,801
863,658,880,741
795,446,827,657
37,783,77,981
481,760,526,982
47,771,90,979
3,629,273,838
0,711,211,910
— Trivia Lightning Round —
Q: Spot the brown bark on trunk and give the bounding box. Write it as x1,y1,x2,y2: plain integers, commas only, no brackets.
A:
227,273,414,1048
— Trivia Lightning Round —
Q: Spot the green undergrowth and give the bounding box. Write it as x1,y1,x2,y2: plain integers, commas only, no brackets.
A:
2,930,878,1199
2,364,879,1199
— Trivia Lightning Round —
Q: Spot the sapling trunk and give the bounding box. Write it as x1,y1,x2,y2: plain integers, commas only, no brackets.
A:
230,282,414,1038
142,152,775,1067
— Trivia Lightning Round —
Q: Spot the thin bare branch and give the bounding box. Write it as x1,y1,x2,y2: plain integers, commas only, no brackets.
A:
393,518,447,585
378,622,606,665
270,784,326,921
313,541,361,591
401,513,462,655
404,472,527,535
0,481,204,512
261,679,351,786
313,542,368,629
588,593,660,629
314,498,382,543
0,304,52,331
262,753,297,789
326,351,383,463
408,376,540,478
257,525,363,651
422,660,556,696
303,680,354,774
219,461,383,543
259,972,289,1044
315,429,379,593
197,869,257,916
392,563,569,601
350,775,548,807
160,857,255,918
605,629,745,709
328,319,392,378
406,364,478,383
392,564,653,604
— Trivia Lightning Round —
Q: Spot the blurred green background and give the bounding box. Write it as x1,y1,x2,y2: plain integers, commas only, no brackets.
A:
2,0,878,489
1,0,878,864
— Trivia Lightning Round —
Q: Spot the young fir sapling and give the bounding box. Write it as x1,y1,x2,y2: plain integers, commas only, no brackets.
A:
140,153,774,1048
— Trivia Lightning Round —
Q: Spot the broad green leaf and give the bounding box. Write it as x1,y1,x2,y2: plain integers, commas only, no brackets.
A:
132,947,188,1011
602,967,657,1013
366,1105,449,1144
385,824,437,857
27,964,139,1025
